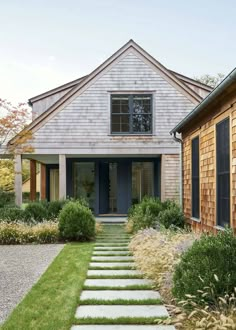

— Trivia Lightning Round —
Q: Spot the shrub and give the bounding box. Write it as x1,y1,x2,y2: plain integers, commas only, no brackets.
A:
0,190,15,208
172,229,236,304
0,222,59,244
24,202,48,222
58,201,95,241
0,207,25,222
47,200,67,219
157,205,185,229
128,197,163,232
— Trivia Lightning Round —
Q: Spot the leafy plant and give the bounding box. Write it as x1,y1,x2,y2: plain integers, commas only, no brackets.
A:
24,202,48,222
59,201,95,241
0,189,15,208
172,229,236,304
157,205,185,229
47,200,67,219
0,207,25,222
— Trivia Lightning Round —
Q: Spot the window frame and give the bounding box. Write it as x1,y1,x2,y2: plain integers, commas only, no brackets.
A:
110,94,153,135
216,117,230,228
191,135,200,220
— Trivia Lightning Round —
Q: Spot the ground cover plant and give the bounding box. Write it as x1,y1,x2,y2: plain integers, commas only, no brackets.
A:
0,222,59,244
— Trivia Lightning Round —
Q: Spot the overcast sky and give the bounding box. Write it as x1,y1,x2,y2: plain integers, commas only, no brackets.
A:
0,0,235,104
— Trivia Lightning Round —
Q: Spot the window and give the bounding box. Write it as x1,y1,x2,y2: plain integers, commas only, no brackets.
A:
216,117,230,227
111,94,152,134
192,136,200,219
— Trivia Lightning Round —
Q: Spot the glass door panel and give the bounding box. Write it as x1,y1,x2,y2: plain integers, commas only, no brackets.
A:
73,162,95,211
109,163,117,213
132,162,154,204
50,169,59,201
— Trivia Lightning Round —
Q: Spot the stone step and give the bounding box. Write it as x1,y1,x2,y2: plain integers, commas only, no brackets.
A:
80,290,161,301
94,247,129,251
89,262,135,268
95,243,129,247
93,251,131,256
87,270,140,276
92,256,133,261
75,305,169,319
72,326,175,330
84,279,152,288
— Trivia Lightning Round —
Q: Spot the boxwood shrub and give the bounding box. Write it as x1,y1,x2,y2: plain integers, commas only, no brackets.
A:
128,197,184,232
172,229,236,304
59,201,95,241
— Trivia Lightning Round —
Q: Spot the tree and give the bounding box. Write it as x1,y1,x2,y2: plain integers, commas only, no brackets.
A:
194,73,225,88
0,159,30,191
0,99,33,193
0,98,33,154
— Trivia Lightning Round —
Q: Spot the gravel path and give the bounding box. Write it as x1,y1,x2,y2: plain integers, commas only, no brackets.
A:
0,244,64,324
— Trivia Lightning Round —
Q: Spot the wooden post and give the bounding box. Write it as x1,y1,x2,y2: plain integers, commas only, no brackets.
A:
40,163,46,200
30,159,37,201
14,154,22,206
59,154,66,199
161,154,166,202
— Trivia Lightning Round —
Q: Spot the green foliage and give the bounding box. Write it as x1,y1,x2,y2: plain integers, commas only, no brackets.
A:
47,199,67,219
172,229,236,304
0,222,59,244
129,197,162,232
0,189,15,208
128,197,183,232
157,204,185,229
0,207,25,222
24,202,48,222
59,201,95,241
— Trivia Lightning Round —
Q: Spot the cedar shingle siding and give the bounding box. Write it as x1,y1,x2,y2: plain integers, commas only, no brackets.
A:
182,91,236,232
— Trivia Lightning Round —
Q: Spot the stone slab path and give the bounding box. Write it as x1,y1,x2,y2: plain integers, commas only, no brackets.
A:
72,224,175,330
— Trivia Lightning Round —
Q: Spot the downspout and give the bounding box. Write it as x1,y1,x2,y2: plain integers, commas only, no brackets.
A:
172,132,183,209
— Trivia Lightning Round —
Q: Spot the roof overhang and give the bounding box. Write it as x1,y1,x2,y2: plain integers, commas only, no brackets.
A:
170,67,236,135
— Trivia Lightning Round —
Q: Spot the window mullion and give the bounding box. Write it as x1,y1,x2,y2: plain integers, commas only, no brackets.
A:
129,95,133,134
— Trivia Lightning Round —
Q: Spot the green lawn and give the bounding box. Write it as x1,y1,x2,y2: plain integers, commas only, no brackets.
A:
1,243,94,330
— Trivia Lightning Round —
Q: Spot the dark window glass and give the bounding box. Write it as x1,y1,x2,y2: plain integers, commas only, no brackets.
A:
216,117,230,227
192,136,200,219
111,95,152,134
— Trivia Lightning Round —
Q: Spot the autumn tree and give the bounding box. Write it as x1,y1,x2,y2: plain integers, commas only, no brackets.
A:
194,73,225,88
0,99,33,192
0,98,33,154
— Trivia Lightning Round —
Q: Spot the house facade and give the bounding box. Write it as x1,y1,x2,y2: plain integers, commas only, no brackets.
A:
171,68,236,232
11,40,211,215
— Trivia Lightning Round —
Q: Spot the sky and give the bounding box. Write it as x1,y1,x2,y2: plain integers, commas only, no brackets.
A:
0,0,235,104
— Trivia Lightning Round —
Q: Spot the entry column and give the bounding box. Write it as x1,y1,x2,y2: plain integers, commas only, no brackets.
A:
14,154,22,206
59,154,67,199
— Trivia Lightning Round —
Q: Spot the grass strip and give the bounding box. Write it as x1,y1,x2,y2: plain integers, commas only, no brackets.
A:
1,243,93,330
86,274,143,279
75,316,168,325
83,284,153,290
95,244,129,247
79,298,162,305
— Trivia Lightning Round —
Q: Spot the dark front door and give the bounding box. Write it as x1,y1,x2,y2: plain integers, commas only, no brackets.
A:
99,161,131,215
216,117,230,227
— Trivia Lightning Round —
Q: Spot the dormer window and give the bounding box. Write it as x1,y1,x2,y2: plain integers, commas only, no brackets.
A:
111,94,152,134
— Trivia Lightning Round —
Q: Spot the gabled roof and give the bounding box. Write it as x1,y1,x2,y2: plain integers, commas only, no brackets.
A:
170,67,236,134
10,39,205,145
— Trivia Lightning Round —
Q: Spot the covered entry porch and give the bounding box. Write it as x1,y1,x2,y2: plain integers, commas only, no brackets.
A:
17,156,161,216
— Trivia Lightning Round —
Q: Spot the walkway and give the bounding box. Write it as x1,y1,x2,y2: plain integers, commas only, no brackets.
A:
71,224,175,330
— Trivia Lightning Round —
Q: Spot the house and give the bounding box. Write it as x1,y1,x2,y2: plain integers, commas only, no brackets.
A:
171,68,236,232
10,40,212,215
